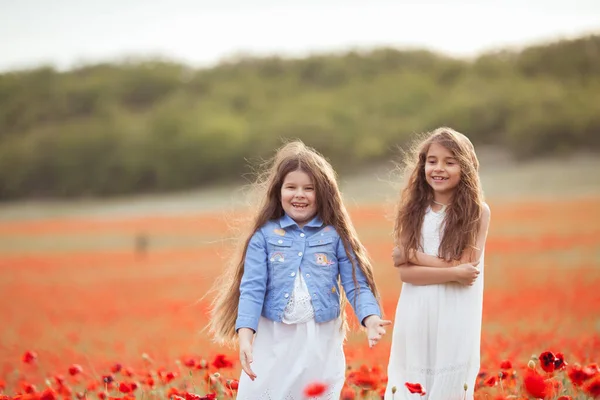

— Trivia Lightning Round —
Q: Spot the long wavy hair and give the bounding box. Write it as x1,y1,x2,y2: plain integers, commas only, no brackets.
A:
209,140,382,344
394,127,485,261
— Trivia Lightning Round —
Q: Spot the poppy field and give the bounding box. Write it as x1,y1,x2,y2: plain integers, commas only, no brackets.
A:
1,196,599,399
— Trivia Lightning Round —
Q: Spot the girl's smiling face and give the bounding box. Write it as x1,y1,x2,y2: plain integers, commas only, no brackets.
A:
280,170,317,227
424,142,462,195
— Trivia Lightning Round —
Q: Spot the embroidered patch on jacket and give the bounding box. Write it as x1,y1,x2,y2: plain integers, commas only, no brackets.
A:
273,228,286,236
270,252,285,263
315,253,334,266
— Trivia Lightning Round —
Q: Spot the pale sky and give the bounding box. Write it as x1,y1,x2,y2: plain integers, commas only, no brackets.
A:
1,0,599,72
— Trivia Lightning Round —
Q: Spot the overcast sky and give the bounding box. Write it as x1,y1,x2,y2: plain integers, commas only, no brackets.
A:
1,0,599,71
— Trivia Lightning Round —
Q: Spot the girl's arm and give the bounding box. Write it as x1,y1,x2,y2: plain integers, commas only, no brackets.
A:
393,203,491,269
235,230,268,333
393,244,454,268
399,263,478,285
337,238,392,348
399,204,491,285
336,237,381,326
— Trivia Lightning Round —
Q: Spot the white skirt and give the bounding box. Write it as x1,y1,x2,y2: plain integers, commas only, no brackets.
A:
384,277,484,400
236,316,346,400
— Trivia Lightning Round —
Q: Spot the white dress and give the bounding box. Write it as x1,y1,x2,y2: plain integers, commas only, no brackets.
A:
236,267,345,400
385,207,484,400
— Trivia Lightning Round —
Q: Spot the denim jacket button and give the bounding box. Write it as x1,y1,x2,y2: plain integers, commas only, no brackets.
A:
305,273,310,278
298,252,303,257
300,233,305,237
290,272,296,277
278,240,283,244
284,293,290,298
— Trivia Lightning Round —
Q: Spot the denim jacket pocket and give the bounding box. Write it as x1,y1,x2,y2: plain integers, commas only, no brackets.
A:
307,236,336,281
267,237,293,285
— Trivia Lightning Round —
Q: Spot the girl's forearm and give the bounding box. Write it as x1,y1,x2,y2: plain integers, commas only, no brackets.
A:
409,251,454,268
399,264,457,285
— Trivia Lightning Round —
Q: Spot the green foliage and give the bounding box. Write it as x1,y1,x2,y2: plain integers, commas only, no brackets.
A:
1,35,599,199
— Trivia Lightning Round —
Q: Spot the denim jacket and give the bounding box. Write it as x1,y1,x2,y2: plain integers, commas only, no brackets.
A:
235,214,381,332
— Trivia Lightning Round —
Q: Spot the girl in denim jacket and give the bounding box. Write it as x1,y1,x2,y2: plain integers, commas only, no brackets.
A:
210,141,390,399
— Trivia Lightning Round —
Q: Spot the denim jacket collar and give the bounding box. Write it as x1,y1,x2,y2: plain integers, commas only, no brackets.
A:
279,214,323,229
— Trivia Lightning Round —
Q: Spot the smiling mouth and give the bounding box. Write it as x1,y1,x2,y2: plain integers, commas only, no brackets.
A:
432,176,448,181
292,203,309,209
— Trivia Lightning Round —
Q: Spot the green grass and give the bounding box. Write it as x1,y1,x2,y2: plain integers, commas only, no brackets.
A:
0,153,597,222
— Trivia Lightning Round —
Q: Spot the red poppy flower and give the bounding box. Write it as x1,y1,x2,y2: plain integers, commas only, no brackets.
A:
211,354,233,369
485,376,497,387
58,384,72,396
583,376,600,397
22,351,37,364
524,370,549,399
39,388,57,400
539,351,556,373
163,371,177,384
499,360,512,370
347,365,381,389
567,364,597,386
54,375,65,386
183,358,197,368
110,364,122,374
554,353,567,370
226,380,239,390
21,382,36,394
185,394,216,400
405,382,426,396
166,387,181,398
341,387,355,400
303,382,327,397
68,364,83,376
144,377,155,388
118,382,132,394
556,397,572,400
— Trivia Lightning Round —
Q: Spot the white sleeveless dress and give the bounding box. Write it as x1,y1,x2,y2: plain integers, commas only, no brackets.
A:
385,207,484,400
236,268,345,400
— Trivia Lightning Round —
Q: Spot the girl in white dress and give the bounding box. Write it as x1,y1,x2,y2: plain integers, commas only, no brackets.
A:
210,141,391,400
385,127,491,400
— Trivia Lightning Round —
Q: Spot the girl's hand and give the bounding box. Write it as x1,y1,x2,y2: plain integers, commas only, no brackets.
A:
363,315,392,348
453,263,480,286
238,328,257,380
392,246,407,267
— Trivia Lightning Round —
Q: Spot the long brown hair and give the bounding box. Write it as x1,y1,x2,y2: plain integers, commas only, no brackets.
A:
209,140,382,344
394,127,484,261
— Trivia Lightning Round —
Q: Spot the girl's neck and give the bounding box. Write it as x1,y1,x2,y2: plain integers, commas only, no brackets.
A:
431,193,453,212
